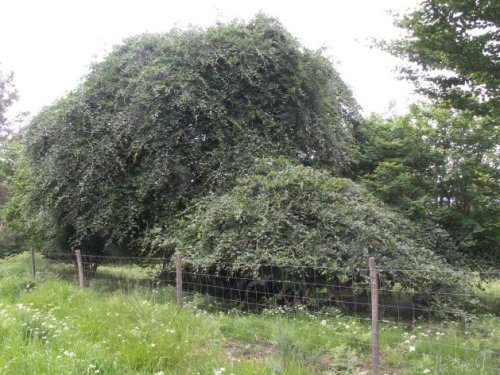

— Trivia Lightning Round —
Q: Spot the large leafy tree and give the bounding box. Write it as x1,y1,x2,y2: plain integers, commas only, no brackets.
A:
23,15,361,255
385,0,499,115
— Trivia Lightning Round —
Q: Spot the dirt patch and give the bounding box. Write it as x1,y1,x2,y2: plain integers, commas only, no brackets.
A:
224,339,277,362
357,352,388,374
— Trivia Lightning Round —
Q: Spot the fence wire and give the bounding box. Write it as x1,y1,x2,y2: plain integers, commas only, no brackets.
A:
36,252,500,373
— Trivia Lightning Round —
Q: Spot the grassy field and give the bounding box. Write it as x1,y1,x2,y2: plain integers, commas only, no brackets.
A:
0,253,498,374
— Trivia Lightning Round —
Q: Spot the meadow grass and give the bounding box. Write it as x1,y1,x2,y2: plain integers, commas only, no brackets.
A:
0,253,498,374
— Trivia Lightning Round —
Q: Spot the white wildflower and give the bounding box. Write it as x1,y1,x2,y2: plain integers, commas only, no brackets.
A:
63,351,76,358
409,346,416,353
423,369,431,374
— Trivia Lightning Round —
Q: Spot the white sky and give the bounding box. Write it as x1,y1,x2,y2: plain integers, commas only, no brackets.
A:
0,0,419,121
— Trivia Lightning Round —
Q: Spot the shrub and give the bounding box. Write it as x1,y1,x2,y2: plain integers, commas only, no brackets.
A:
154,158,471,316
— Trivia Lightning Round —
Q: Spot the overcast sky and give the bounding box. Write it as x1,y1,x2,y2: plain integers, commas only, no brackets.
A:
1,0,420,121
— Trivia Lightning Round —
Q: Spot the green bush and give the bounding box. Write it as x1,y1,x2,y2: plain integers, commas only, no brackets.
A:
154,158,472,316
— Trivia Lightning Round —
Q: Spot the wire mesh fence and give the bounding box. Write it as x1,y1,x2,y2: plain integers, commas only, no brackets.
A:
31,251,500,373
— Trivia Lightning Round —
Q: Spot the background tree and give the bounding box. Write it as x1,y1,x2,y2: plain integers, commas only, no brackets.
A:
358,105,499,262
0,66,26,256
384,0,499,115
22,15,361,255
0,66,19,136
0,67,17,206
369,0,499,263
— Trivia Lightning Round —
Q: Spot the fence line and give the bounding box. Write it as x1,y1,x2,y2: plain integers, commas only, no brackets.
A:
35,250,499,373
40,252,499,315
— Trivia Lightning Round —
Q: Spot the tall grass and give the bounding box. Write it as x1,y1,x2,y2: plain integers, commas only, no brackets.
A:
0,253,498,374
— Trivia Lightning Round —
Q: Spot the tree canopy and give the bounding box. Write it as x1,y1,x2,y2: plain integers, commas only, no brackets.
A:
384,0,499,115
23,15,361,255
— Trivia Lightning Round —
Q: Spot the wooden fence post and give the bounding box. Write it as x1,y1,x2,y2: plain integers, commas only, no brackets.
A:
369,257,379,374
75,250,84,289
175,251,183,308
30,248,36,280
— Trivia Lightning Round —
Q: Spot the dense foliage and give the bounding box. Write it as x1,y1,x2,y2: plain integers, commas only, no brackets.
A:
358,105,499,261
23,15,361,255
0,65,20,205
384,0,499,115
155,158,470,313
376,0,499,263
3,9,493,315
0,141,26,257
0,66,25,257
